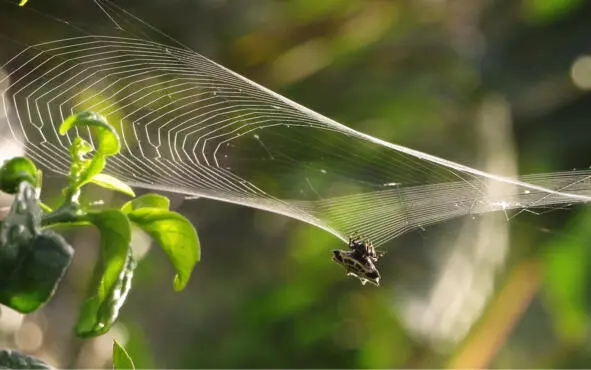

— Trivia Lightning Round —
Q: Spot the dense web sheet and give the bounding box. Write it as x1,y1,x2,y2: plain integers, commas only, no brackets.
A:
1,0,591,247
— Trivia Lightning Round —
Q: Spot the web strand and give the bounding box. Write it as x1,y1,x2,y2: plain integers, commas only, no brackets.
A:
1,1,591,247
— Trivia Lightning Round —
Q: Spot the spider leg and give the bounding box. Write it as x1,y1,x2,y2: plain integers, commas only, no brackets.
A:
351,231,363,243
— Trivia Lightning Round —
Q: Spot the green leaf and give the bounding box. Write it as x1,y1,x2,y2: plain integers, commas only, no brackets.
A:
78,154,106,190
18,0,29,6
63,136,107,195
75,210,134,337
121,193,170,213
127,208,199,291
69,136,93,157
91,173,136,197
0,349,53,369
59,112,123,195
0,182,73,313
0,157,38,194
0,231,74,313
59,111,120,156
113,340,135,370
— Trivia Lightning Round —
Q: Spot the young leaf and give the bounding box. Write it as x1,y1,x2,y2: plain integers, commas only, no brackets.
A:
126,208,199,291
59,111,120,156
69,136,93,158
121,193,170,213
91,173,136,197
0,157,38,194
113,340,135,370
65,137,106,194
75,210,133,337
77,154,106,189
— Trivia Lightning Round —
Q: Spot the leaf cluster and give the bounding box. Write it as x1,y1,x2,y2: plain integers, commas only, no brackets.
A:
0,111,201,367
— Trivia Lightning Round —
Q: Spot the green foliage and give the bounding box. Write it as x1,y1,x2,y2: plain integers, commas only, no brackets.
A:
113,340,135,370
0,182,73,313
58,111,133,202
91,173,136,198
121,193,170,212
0,111,200,342
59,111,120,156
122,194,200,291
67,136,105,192
0,349,52,369
75,210,134,337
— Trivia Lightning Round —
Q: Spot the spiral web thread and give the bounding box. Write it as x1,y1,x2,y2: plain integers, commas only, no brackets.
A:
1,0,591,247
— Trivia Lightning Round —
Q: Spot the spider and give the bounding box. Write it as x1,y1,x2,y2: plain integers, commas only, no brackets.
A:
332,233,386,286
348,233,385,262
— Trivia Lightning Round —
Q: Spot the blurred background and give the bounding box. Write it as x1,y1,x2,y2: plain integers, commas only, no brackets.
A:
2,0,591,368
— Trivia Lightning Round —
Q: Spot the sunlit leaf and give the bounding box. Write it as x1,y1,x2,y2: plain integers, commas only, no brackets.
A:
78,154,106,189
126,208,199,291
121,193,170,213
59,111,120,156
76,210,133,337
113,340,135,370
91,173,136,197
69,136,93,158
62,135,107,194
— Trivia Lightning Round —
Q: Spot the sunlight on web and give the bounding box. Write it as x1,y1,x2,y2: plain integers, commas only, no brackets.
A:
1,0,591,250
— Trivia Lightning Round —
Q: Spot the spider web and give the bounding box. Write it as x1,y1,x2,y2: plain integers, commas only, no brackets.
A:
1,0,591,247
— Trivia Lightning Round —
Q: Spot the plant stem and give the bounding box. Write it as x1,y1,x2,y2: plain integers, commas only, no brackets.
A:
41,203,84,227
